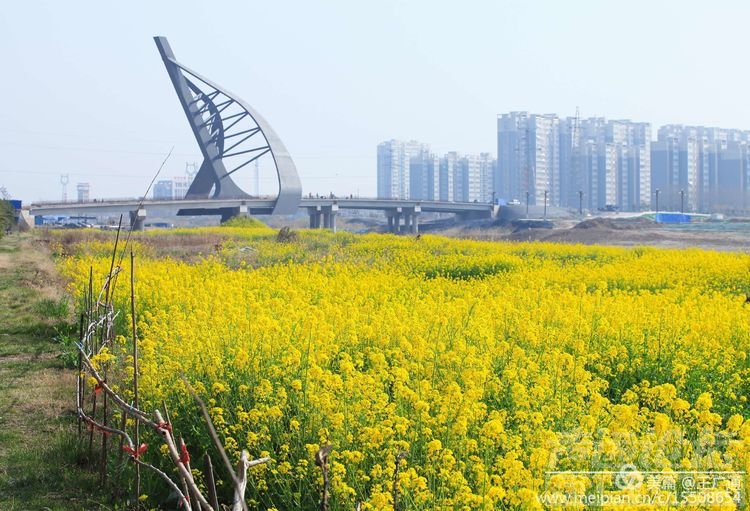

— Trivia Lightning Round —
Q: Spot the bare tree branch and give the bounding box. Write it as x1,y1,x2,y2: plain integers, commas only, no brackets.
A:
154,410,215,511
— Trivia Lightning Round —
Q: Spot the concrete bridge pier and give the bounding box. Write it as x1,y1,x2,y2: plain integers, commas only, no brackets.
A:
308,206,322,228
220,204,249,223
403,205,420,234
410,207,421,234
308,204,338,231
385,208,404,233
129,208,147,231
386,206,420,234
322,204,338,232
393,210,402,233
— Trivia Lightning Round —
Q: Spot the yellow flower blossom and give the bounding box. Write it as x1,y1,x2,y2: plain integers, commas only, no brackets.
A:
57,228,750,510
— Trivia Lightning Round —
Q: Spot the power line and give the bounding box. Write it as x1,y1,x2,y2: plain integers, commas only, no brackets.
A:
0,168,156,178
0,140,200,157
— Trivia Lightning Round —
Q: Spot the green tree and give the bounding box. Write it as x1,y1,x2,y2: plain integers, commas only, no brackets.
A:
0,200,15,238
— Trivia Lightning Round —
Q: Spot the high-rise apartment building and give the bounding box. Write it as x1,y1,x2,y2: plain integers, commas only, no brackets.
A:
153,180,174,200
173,175,192,199
651,125,750,212
452,154,490,202
499,112,651,212
408,148,439,201
379,140,496,202
152,173,195,200
478,153,496,203
76,182,90,203
377,140,429,199
378,114,749,214
439,151,458,201
496,112,559,205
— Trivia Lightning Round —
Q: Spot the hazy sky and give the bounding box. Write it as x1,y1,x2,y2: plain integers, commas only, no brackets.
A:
3,0,750,202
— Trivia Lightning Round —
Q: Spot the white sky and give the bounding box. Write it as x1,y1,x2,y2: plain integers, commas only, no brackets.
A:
2,0,750,202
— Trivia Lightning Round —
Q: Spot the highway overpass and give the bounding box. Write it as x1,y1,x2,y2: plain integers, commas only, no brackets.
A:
29,197,499,233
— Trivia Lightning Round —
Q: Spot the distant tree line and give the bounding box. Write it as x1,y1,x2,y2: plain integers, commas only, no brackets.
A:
0,200,15,238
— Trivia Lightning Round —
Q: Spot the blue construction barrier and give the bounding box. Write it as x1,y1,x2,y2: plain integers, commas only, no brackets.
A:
655,213,691,223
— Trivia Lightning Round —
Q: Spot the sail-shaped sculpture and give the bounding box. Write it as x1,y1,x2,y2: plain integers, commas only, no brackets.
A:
154,37,302,215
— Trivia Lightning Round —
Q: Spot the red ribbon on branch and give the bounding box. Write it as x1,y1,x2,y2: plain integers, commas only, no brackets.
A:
179,443,190,465
157,421,172,433
123,443,148,459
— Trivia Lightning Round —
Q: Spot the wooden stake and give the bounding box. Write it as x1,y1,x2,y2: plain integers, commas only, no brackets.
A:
88,389,97,462
131,251,141,503
100,374,108,484
232,451,250,511
77,312,85,440
204,453,220,511
315,445,333,511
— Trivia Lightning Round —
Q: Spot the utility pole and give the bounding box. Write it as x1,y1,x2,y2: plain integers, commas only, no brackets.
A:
525,191,530,218
680,189,685,214
579,190,584,217
572,107,581,211
655,188,660,222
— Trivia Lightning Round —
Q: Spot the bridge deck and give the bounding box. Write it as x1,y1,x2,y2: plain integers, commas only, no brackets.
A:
30,198,498,217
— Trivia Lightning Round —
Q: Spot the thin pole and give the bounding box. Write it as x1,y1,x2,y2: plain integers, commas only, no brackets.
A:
100,374,108,484
680,189,685,214
88,389,97,460
130,251,141,502
77,313,84,439
525,191,530,218
579,190,583,217
104,215,123,309
655,188,660,221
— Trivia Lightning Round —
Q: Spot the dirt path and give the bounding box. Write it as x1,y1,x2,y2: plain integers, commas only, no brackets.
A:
0,233,100,510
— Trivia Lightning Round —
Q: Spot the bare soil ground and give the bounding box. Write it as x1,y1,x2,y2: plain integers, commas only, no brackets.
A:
430,216,750,252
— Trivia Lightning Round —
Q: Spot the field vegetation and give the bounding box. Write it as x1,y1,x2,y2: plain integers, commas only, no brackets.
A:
45,223,750,509
0,200,15,238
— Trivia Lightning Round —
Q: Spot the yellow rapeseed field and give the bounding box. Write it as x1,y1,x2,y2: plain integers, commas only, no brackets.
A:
60,226,750,510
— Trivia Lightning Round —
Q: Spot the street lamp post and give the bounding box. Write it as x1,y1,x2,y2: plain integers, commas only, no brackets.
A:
655,188,660,222
578,190,584,217
526,191,530,218
680,189,685,215
543,190,548,220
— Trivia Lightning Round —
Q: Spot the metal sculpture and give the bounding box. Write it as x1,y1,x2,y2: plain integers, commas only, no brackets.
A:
154,36,302,215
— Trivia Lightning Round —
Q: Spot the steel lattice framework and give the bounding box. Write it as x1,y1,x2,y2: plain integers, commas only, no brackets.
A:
154,37,302,215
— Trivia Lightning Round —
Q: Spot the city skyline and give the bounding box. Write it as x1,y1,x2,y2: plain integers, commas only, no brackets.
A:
377,140,495,203
4,1,750,202
380,112,750,213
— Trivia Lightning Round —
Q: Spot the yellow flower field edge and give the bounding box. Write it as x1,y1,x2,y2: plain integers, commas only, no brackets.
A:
58,228,750,510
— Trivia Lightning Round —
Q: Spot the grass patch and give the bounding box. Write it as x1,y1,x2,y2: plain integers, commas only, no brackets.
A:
0,233,104,510
33,297,70,319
